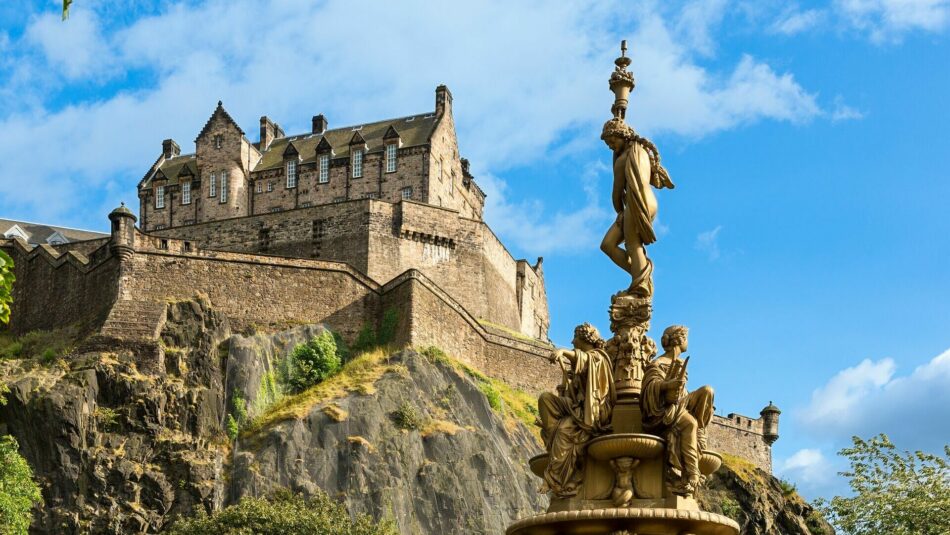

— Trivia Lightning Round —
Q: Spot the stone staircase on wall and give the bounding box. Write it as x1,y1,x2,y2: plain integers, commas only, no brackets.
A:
99,300,167,340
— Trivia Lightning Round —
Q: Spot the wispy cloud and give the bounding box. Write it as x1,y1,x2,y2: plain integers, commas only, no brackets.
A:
836,0,950,42
695,225,723,260
831,95,866,122
770,7,826,35
778,448,838,498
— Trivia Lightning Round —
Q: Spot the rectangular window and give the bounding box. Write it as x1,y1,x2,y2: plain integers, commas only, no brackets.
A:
209,172,216,197
286,160,297,188
182,182,191,204
256,181,263,193
220,171,228,203
270,207,282,213
319,154,329,183
267,181,274,192
401,186,412,200
300,201,312,208
438,158,443,181
352,149,363,178
155,185,165,208
386,143,397,173
214,135,222,149
154,224,166,231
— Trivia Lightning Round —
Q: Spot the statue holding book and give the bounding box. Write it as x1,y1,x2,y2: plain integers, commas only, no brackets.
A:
641,325,715,497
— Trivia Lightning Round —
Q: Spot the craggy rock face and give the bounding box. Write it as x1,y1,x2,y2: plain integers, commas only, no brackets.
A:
227,349,547,535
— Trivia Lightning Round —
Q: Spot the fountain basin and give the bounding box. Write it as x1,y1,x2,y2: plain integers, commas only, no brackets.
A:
506,507,739,535
587,433,664,461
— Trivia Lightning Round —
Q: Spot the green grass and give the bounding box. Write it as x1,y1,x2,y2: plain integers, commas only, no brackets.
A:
476,318,538,342
0,325,82,362
241,346,397,437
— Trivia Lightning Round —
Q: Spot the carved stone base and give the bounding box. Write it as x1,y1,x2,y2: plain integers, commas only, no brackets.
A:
505,508,740,535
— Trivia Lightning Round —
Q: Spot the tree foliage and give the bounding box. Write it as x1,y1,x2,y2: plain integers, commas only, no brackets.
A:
285,331,341,393
0,250,14,326
815,434,950,535
0,436,43,535
166,488,397,535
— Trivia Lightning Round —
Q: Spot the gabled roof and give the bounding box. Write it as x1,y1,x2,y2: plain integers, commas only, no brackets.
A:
196,100,245,142
349,130,366,146
141,154,198,189
316,137,333,153
0,218,107,245
383,125,401,141
254,112,437,172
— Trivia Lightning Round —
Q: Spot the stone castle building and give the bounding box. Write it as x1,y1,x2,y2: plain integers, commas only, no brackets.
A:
2,86,779,472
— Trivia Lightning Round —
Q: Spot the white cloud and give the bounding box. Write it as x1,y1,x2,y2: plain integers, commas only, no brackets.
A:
836,0,950,42
481,161,613,255
778,448,837,496
800,349,950,452
695,225,723,260
831,95,866,121
24,10,112,80
674,0,730,56
770,7,826,35
0,0,821,233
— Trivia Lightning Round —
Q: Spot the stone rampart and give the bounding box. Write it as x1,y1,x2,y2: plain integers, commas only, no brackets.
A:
2,238,119,335
707,413,772,473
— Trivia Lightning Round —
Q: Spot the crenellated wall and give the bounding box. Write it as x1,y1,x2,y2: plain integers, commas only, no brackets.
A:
707,413,773,473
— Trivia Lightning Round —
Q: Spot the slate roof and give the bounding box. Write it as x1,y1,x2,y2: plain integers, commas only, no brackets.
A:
143,110,439,189
150,154,198,186
0,218,108,245
253,112,438,172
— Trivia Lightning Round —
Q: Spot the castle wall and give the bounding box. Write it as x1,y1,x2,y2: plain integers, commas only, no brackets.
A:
2,239,119,336
149,199,550,340
124,234,380,342
707,413,772,473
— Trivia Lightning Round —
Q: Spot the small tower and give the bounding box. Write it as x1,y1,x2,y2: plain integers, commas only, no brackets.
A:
109,203,137,260
760,401,781,445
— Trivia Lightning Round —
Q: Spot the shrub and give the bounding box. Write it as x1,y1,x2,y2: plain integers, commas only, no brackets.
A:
779,478,797,497
419,346,449,365
0,435,43,534
719,496,742,521
165,488,397,535
95,407,119,430
392,401,423,431
286,331,341,394
225,415,239,441
0,250,13,326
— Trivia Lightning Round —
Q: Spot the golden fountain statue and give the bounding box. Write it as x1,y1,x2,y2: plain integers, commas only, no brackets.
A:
506,42,738,535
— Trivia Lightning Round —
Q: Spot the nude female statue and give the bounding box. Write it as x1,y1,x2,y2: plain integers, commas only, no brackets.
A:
599,118,674,298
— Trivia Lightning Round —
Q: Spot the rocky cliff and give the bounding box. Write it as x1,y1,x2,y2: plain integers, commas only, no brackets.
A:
0,300,830,534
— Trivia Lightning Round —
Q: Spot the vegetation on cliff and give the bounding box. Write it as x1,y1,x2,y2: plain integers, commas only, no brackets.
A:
0,435,43,535
166,489,396,535
0,250,13,325
815,434,950,535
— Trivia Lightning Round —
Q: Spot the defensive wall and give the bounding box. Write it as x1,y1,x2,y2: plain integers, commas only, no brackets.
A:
149,198,549,340
1,211,776,472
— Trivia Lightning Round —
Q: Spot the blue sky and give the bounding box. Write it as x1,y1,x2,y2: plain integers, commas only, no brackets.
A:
1,0,948,500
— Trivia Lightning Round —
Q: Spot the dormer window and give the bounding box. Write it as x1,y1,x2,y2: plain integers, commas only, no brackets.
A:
220,171,229,203
209,172,216,197
386,143,397,173
155,185,165,208
286,160,297,188
182,182,191,205
319,154,329,183
352,149,363,178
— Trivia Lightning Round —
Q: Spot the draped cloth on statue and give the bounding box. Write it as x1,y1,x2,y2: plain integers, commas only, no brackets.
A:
641,357,714,483
539,349,615,497
612,140,672,296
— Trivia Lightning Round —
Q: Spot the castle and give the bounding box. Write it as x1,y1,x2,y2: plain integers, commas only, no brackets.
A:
1,86,779,472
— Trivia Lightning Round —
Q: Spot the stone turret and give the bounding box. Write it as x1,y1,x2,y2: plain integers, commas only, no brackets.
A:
109,203,136,260
761,401,781,445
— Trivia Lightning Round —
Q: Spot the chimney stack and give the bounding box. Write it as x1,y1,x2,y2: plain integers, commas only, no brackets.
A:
435,84,453,117
162,139,180,159
260,116,276,150
312,115,328,135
